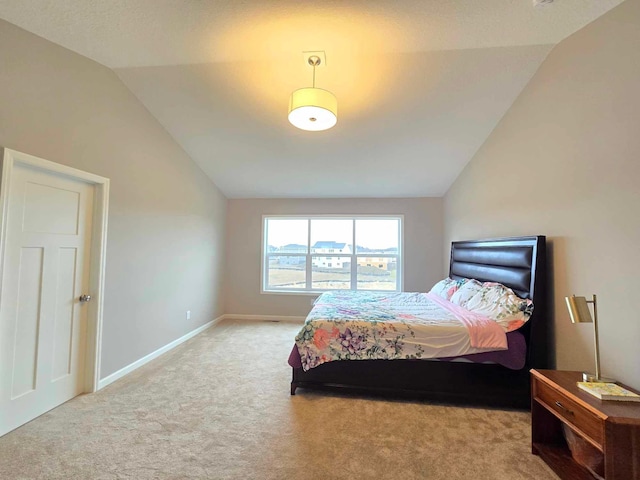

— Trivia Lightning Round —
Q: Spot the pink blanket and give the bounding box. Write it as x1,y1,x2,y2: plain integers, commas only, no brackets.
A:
425,292,507,350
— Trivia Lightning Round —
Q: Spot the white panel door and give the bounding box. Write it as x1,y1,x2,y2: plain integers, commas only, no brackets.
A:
0,162,94,436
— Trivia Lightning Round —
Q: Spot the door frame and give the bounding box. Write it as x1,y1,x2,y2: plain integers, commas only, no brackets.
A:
0,148,109,393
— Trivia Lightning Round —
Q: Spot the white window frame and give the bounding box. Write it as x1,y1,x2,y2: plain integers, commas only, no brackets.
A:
261,215,404,295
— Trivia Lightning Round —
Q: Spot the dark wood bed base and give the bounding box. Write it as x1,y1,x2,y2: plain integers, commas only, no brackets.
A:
290,236,548,409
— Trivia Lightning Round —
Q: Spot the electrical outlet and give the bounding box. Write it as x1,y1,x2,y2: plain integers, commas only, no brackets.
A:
186,310,191,320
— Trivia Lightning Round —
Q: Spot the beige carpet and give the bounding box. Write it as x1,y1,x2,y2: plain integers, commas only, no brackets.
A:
0,320,558,480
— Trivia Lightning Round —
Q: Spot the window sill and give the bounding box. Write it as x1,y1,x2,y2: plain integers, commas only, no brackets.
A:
261,290,319,296
261,289,401,295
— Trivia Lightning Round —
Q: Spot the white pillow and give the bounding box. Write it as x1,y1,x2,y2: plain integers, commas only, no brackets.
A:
465,282,534,332
429,278,468,301
449,279,483,308
429,278,453,299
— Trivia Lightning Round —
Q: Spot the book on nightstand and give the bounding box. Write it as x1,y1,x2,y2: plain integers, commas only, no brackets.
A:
577,382,640,402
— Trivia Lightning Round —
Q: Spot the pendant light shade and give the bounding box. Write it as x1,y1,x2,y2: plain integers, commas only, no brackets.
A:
288,87,337,131
288,54,337,131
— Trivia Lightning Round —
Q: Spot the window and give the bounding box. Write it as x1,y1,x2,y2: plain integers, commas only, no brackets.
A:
262,216,402,293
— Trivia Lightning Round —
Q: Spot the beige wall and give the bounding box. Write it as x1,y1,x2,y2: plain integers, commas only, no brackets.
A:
226,198,443,316
443,1,640,388
0,20,227,379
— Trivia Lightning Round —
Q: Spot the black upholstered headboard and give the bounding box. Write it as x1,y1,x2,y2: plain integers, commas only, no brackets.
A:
449,236,548,369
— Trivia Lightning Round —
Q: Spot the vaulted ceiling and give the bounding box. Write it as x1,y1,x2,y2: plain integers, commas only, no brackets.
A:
0,0,625,197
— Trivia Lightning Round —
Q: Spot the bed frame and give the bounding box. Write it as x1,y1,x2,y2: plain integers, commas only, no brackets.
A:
290,236,548,409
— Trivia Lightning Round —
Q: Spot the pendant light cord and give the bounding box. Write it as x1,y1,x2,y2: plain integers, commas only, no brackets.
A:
308,55,321,88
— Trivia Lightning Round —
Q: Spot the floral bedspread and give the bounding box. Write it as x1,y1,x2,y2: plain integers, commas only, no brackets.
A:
295,290,506,371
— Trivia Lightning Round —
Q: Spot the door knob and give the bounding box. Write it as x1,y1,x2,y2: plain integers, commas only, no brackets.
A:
79,294,92,303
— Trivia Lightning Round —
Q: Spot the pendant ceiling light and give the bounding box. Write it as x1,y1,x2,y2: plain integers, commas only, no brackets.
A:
288,55,337,131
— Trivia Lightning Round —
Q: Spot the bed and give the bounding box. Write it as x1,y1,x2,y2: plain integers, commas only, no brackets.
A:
288,236,548,409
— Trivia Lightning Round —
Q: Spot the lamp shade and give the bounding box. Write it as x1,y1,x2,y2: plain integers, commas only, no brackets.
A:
565,295,593,324
288,87,337,131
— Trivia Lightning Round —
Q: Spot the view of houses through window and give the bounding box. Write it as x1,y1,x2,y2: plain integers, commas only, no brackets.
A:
263,216,402,292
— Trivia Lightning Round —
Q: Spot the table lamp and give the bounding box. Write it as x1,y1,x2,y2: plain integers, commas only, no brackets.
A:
565,294,614,383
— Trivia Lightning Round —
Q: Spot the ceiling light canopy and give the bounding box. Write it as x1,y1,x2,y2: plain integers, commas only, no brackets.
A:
288,55,337,131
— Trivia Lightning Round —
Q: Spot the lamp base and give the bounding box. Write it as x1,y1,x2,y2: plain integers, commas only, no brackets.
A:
582,372,616,383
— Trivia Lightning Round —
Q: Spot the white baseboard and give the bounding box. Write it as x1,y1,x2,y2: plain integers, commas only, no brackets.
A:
223,313,306,324
97,315,223,390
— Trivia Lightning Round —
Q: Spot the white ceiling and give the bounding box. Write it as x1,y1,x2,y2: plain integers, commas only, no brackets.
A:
0,0,625,198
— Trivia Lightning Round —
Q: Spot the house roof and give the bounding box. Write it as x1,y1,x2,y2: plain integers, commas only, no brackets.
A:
312,241,348,249
279,244,306,251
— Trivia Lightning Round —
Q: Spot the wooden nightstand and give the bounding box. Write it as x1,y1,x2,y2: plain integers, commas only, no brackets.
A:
531,370,640,479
